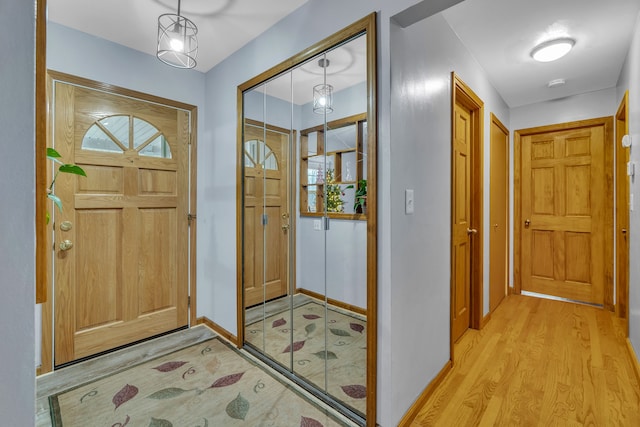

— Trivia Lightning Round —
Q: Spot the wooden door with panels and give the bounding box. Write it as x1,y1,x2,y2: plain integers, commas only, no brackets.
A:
52,81,190,365
489,114,509,312
616,92,629,325
243,121,290,308
451,74,484,345
517,118,613,307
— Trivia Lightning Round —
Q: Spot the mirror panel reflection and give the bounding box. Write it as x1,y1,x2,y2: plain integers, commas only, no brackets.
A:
240,19,374,423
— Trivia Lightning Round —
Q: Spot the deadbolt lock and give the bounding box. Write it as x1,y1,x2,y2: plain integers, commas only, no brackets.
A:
60,221,73,231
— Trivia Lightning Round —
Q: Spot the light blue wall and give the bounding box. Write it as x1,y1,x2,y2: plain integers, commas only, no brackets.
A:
0,0,35,424
617,11,640,358
390,11,510,417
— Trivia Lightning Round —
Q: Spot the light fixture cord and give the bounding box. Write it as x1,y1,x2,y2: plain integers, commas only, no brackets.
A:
177,0,181,16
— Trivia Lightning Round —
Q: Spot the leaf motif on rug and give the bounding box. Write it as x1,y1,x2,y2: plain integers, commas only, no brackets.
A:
205,356,220,374
303,314,322,320
301,415,324,427
329,328,351,337
152,361,188,373
341,384,366,399
283,340,306,353
312,350,338,360
226,392,250,420
149,417,173,427
350,323,364,334
210,372,245,388
272,317,287,328
305,323,316,336
147,387,191,400
112,384,138,410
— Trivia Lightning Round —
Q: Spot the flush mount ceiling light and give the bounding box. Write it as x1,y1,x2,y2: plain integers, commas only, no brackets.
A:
313,58,333,114
157,0,198,69
531,38,575,62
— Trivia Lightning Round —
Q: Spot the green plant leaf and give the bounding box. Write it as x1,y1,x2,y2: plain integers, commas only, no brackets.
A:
47,193,63,212
47,148,61,158
59,164,87,177
47,156,64,165
46,211,50,224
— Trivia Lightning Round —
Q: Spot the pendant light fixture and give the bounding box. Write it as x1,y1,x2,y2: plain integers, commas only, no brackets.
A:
313,58,333,114
157,0,198,69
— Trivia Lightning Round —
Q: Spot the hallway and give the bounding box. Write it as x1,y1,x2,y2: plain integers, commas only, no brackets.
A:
410,295,640,426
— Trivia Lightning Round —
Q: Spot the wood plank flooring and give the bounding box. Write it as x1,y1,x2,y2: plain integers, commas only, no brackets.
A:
410,294,640,426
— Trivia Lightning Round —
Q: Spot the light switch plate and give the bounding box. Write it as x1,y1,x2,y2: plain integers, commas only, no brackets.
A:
313,219,322,230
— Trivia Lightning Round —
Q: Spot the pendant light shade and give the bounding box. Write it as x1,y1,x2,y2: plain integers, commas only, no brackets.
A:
157,0,198,69
313,84,334,114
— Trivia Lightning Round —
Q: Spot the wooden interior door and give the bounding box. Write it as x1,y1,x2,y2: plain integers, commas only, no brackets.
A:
519,119,613,306
53,82,190,365
243,123,290,308
616,92,629,324
452,101,473,342
489,114,509,312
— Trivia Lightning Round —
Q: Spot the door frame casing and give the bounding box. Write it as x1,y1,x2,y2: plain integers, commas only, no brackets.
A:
39,70,198,374
513,116,614,309
616,91,630,331
450,73,484,359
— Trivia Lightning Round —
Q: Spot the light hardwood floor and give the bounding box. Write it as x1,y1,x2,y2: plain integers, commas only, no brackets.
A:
410,294,640,426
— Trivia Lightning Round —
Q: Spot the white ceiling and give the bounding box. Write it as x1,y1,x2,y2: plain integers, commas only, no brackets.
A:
48,0,640,108
47,0,309,73
442,0,640,107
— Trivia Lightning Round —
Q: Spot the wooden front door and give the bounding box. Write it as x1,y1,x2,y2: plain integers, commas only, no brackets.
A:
518,118,613,306
243,122,290,308
489,114,509,312
53,81,190,365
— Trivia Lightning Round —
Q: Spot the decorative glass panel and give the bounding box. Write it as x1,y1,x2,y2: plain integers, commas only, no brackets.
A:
82,124,124,153
101,115,129,147
244,139,278,170
139,135,172,158
133,118,160,149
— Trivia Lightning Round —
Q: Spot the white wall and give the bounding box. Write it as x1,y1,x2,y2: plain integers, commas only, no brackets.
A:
389,11,509,420
617,11,640,357
0,1,35,424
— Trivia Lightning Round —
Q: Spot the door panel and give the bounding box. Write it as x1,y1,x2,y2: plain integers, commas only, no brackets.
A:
616,93,629,323
53,82,189,365
452,103,471,342
520,121,611,305
489,115,509,312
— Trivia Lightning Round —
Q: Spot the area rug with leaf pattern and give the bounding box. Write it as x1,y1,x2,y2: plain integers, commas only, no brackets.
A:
245,302,367,415
49,337,349,426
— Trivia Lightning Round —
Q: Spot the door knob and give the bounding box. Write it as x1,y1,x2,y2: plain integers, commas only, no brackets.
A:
59,240,73,251
281,224,290,231
467,228,478,235
524,219,531,227
622,229,627,234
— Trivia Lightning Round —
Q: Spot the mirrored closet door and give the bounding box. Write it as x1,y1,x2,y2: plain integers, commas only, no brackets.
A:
237,14,377,426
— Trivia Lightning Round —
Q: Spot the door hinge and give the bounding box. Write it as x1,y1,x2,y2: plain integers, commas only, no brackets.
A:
188,296,191,307
188,213,196,226
262,214,268,226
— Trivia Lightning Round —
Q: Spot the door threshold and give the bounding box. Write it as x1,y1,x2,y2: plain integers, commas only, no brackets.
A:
521,290,604,309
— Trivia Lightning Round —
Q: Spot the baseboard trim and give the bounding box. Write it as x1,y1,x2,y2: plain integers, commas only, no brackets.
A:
480,312,492,329
626,338,640,385
197,316,237,347
296,288,366,316
397,360,453,426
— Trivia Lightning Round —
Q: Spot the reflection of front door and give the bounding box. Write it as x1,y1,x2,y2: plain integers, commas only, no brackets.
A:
53,81,190,365
243,122,290,308
519,118,613,306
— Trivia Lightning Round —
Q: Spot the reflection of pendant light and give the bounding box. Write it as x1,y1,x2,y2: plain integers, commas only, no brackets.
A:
313,58,333,114
157,0,198,69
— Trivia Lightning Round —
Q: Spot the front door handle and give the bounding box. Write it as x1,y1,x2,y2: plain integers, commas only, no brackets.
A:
467,228,478,235
524,219,531,228
59,240,73,251
282,224,290,231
